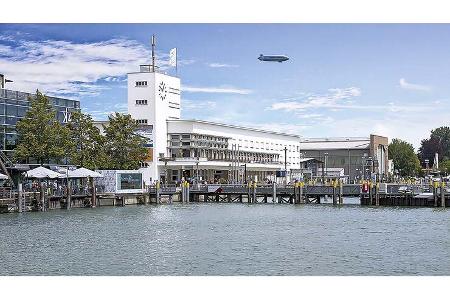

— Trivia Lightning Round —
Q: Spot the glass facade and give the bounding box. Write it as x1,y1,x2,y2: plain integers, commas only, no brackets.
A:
0,89,80,158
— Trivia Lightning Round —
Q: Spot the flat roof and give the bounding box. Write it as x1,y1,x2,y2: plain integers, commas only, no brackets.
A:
301,138,370,150
168,119,302,139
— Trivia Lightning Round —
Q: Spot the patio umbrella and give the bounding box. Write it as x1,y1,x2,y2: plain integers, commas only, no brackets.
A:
69,167,103,178
23,166,62,179
0,173,8,180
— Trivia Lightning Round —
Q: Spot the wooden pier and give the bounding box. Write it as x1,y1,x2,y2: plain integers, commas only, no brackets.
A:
1,181,449,213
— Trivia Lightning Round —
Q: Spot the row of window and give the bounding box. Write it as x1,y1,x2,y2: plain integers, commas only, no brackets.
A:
136,119,148,124
235,139,299,152
135,99,148,105
1,93,80,109
135,81,148,87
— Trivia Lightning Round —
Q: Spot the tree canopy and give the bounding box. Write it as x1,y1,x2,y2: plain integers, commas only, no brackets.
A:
418,126,450,168
388,138,421,177
15,91,71,164
14,92,148,170
103,112,148,170
66,110,107,170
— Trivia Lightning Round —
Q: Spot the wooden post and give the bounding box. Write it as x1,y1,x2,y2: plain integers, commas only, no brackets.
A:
375,182,380,206
66,179,72,210
156,181,161,204
299,182,304,204
441,181,445,208
272,182,277,204
339,180,343,205
433,181,438,207
90,177,97,207
368,181,373,206
332,180,337,205
186,182,190,203
252,181,257,203
40,180,46,211
17,181,23,213
247,182,251,204
181,181,185,203
293,182,298,204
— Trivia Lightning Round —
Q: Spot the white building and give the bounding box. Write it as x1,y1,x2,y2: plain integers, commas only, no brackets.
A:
126,64,301,184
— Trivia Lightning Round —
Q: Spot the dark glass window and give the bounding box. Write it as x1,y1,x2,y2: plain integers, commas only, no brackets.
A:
6,105,17,116
17,106,27,117
5,133,17,150
6,117,17,125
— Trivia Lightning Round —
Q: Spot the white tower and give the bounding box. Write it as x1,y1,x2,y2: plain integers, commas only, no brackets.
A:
127,62,180,183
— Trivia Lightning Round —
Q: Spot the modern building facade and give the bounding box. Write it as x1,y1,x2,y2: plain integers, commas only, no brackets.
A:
126,64,301,184
300,135,389,182
165,119,301,183
0,88,80,159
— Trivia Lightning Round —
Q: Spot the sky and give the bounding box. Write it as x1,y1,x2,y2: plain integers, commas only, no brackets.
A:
1,24,449,149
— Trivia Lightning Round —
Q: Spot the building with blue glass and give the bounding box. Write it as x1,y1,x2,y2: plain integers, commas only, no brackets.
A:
0,88,80,158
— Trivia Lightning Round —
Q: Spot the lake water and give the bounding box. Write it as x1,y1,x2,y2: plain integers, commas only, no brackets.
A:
1,201,449,275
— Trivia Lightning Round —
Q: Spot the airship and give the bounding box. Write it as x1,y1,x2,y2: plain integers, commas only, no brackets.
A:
258,54,289,63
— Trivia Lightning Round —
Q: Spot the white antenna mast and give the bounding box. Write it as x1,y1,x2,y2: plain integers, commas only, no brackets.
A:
151,34,156,72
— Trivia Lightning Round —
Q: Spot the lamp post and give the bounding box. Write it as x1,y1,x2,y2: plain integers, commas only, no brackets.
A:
324,152,328,182
241,163,247,184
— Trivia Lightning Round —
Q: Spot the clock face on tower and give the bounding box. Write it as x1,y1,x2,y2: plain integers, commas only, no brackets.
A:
158,81,167,101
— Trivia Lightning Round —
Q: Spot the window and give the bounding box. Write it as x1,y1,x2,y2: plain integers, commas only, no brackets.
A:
136,119,148,124
118,173,142,190
136,99,148,105
135,81,148,87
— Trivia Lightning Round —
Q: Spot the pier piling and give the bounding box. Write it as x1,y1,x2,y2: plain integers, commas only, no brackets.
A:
375,182,380,206
433,182,438,207
441,182,445,208
299,182,304,204
156,181,161,204
272,182,277,204
332,180,337,205
17,182,23,213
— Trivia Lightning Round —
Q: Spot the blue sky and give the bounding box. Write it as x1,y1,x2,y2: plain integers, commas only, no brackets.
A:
1,24,449,148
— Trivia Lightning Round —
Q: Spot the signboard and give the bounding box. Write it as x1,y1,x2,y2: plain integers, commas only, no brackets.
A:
118,173,143,190
276,170,287,177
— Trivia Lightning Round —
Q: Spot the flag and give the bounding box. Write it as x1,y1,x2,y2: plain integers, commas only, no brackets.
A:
169,48,177,67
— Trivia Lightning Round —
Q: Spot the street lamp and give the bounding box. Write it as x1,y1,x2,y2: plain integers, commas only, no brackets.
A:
324,152,328,181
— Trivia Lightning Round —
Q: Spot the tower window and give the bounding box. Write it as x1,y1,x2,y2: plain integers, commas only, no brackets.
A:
135,81,147,87
136,99,148,105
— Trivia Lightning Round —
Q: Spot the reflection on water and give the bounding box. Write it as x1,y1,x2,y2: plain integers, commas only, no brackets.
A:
1,202,449,275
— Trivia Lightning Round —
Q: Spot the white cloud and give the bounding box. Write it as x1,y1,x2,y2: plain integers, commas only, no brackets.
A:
182,84,252,95
182,99,217,110
207,63,239,68
0,35,191,97
268,87,362,111
399,78,431,91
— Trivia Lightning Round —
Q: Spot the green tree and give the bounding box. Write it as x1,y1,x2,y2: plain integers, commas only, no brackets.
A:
418,126,450,166
103,112,148,170
440,159,450,174
15,90,70,164
388,138,421,177
67,111,107,169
